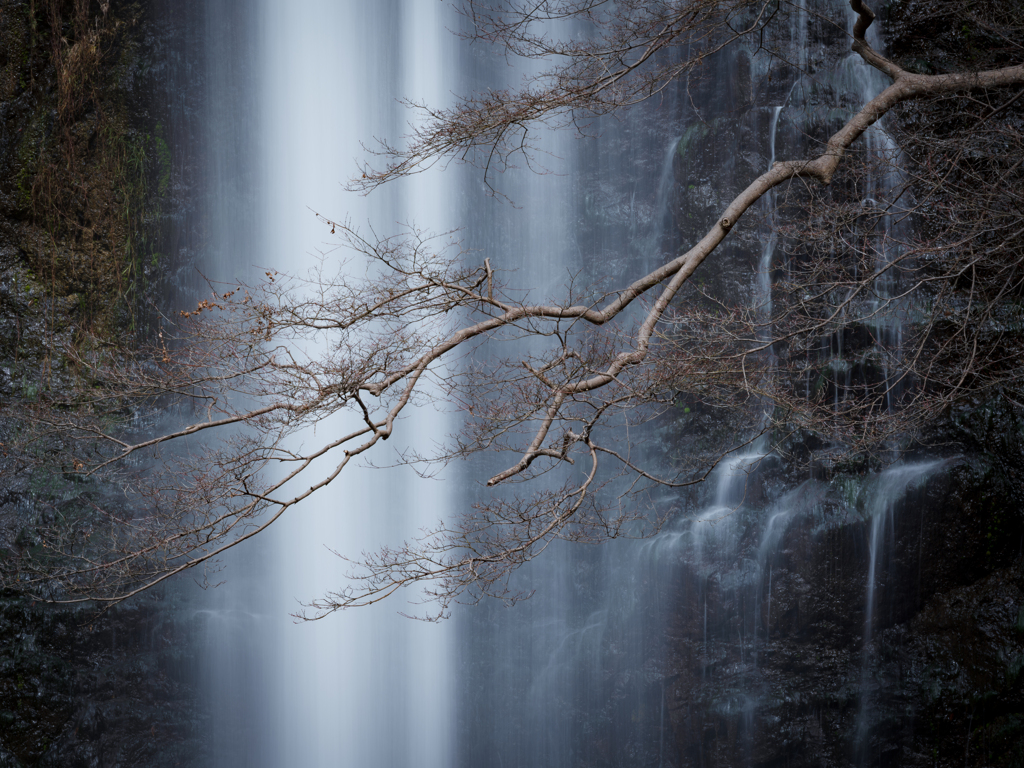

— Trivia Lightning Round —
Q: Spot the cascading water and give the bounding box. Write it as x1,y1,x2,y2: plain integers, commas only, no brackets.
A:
195,3,461,766
456,1,948,765
183,1,958,765
854,461,945,763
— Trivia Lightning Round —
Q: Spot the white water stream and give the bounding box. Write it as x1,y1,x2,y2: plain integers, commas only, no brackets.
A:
187,2,942,766
197,3,460,765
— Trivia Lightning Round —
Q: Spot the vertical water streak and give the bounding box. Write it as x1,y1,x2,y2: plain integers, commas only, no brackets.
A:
757,105,784,345
641,136,683,273
855,461,944,763
197,2,457,765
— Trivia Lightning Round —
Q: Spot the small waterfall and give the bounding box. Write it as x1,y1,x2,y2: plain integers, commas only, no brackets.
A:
640,136,683,273
854,461,945,763
843,11,908,419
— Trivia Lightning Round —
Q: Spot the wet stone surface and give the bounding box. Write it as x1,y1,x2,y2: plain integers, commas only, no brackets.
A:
0,591,203,768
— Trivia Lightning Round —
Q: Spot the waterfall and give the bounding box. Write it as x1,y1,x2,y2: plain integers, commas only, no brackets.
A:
640,136,684,274
195,3,459,765
181,1,956,766
854,461,945,763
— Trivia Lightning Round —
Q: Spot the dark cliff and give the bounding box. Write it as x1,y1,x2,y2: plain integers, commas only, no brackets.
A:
0,0,205,764
457,1,1024,766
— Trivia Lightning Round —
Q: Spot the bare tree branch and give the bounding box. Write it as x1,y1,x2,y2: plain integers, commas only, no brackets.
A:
3,0,1022,618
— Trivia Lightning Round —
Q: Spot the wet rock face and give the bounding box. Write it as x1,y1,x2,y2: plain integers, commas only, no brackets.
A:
461,0,1024,764
634,0,1024,762
0,592,204,768
0,0,206,764
660,458,1024,768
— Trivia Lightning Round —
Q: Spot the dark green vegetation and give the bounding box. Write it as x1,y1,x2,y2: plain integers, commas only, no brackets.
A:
0,0,192,368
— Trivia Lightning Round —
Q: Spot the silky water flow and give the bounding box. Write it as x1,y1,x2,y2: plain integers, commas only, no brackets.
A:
456,2,939,766
194,3,460,766
188,2,940,766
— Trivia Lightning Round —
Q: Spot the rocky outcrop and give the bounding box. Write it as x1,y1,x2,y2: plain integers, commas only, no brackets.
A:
654,1,1024,762
662,450,1024,768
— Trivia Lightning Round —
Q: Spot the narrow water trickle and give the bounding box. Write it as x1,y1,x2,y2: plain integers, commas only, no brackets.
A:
641,136,684,273
854,462,945,763
757,104,784,341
